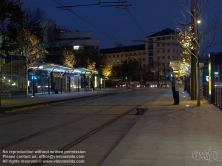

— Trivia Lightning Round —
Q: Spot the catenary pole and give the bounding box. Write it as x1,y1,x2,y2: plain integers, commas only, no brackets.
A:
191,0,197,100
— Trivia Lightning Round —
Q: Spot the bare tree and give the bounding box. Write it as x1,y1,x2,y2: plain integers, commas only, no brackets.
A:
0,0,23,52
176,0,222,105
44,24,71,63
177,0,222,59
16,8,47,96
147,61,165,86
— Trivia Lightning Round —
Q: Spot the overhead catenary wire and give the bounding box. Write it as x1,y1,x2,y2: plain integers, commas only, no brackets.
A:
53,0,121,45
54,0,148,48
118,0,146,37
56,1,131,8
126,9,147,36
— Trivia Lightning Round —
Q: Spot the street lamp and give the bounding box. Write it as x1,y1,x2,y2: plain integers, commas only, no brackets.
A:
196,20,201,106
190,0,197,100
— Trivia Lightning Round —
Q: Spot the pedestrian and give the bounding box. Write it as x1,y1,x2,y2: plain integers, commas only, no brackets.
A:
51,83,58,94
171,75,182,105
84,78,88,91
91,81,95,91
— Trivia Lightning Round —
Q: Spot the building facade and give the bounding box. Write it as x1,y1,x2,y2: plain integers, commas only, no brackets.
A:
42,21,100,64
100,44,146,66
100,28,184,82
145,28,183,68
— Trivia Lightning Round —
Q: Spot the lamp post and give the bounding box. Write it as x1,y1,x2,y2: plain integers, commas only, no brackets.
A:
190,0,197,100
196,20,201,106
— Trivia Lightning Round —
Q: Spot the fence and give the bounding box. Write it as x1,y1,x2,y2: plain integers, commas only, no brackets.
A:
1,74,26,92
202,83,222,110
214,85,222,109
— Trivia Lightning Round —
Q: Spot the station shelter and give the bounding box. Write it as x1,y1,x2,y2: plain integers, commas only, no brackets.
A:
28,62,99,94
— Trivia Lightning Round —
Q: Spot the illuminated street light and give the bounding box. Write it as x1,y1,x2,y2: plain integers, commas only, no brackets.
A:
196,19,201,106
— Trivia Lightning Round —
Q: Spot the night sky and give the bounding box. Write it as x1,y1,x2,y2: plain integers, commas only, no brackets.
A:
20,0,222,53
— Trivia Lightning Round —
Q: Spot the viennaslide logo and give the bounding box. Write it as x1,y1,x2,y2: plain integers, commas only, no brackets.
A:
191,146,220,165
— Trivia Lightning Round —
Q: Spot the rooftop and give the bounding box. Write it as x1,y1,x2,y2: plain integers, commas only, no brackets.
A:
147,28,177,38
100,44,145,54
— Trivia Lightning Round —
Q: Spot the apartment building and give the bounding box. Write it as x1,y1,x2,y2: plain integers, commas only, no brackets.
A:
42,21,100,64
100,28,183,76
100,44,146,66
145,28,183,72
59,30,100,50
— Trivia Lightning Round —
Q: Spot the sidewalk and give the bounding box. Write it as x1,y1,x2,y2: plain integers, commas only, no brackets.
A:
0,88,130,113
101,90,222,166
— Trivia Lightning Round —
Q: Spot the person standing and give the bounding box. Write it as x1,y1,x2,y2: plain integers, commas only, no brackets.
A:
51,83,58,94
171,76,182,105
90,81,95,91
84,78,88,91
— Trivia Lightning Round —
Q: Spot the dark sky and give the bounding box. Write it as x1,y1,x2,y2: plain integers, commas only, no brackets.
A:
20,0,222,53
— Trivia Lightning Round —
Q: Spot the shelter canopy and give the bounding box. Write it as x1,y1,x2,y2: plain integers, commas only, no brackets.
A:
30,62,98,75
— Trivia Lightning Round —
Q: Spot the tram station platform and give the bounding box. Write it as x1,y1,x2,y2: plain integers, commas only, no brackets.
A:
101,90,222,166
0,87,130,113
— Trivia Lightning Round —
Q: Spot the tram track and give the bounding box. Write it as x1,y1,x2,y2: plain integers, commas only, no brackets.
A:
29,106,138,166
0,89,165,165
0,92,131,126
0,102,139,150
2,89,132,114
0,104,140,166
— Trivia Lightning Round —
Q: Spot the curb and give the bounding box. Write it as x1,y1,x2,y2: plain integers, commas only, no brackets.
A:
1,89,132,114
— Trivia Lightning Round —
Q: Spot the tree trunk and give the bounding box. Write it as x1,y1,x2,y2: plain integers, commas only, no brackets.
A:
26,70,28,97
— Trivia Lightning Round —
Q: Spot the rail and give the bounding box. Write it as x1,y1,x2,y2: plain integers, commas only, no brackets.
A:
203,83,222,110
215,85,222,109
1,89,12,97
